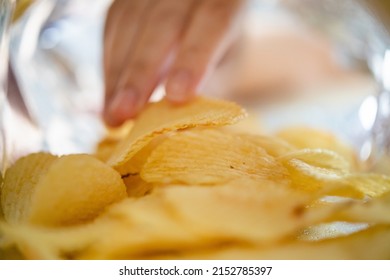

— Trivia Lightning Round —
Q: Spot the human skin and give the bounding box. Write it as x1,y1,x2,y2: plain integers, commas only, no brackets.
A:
103,0,244,126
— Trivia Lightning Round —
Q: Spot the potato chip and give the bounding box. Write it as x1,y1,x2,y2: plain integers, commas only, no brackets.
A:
278,148,351,175
276,126,359,170
1,153,126,226
277,149,360,197
122,175,153,197
1,153,57,223
116,135,166,196
141,129,289,185
107,97,247,168
329,173,390,198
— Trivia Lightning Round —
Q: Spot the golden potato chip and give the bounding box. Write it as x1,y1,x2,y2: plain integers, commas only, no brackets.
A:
329,173,390,198
1,153,126,226
141,129,289,185
1,153,58,223
107,97,247,168
278,148,351,176
277,149,361,197
276,126,359,170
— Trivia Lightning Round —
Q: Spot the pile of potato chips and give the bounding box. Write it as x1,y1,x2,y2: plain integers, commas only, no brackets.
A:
1,96,390,259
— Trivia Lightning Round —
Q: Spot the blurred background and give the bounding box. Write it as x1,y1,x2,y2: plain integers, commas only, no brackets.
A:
2,0,390,172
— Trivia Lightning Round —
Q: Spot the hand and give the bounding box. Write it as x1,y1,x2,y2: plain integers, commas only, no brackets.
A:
103,0,244,126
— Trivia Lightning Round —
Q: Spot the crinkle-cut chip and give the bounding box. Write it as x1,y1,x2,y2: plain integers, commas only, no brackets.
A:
160,225,390,260
328,173,390,199
278,148,351,174
1,153,58,224
276,126,360,170
1,153,126,226
141,129,289,185
277,149,361,197
107,96,247,168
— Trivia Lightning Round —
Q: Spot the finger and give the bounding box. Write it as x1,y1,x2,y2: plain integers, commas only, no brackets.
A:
106,0,195,126
165,0,243,103
103,0,149,118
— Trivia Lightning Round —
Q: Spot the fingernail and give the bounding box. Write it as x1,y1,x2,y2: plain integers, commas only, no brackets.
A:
105,88,139,126
166,70,192,103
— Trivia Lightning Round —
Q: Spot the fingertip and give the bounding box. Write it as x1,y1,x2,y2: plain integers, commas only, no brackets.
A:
165,70,195,104
104,88,141,127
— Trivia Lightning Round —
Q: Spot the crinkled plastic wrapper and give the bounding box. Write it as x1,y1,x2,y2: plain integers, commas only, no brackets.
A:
2,0,111,169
